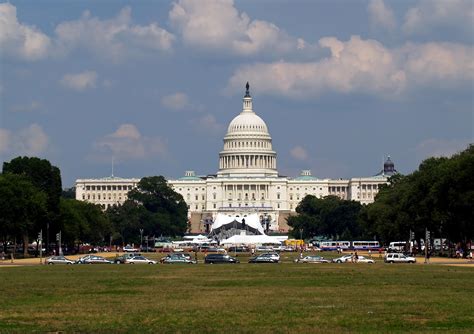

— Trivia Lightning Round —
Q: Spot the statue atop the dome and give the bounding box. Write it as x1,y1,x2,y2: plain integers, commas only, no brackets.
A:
245,82,250,97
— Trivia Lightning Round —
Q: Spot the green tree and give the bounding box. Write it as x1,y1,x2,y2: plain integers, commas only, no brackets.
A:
110,176,188,243
3,157,62,248
0,174,47,256
287,195,363,240
58,198,112,251
364,145,474,251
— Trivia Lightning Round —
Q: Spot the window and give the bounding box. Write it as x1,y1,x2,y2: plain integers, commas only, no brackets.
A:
86,186,90,190
213,203,216,209
213,193,216,200
277,193,280,199
91,186,96,191
195,195,198,201
202,195,205,200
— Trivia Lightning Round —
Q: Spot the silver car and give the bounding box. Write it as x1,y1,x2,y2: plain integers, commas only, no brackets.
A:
46,256,74,265
75,255,112,264
125,256,157,264
294,255,329,263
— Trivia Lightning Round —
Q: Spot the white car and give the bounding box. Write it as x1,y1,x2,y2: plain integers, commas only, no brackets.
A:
125,256,157,264
355,255,375,264
384,253,416,263
123,245,140,252
332,254,353,263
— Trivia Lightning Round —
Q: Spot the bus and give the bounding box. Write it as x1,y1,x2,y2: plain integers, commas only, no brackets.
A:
351,241,380,250
318,241,351,251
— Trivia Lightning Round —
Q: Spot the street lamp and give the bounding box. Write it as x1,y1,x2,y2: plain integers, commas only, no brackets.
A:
139,228,144,250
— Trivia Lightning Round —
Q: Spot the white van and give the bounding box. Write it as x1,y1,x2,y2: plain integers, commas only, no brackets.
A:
388,241,408,252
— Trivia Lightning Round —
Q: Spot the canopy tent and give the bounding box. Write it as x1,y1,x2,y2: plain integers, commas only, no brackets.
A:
210,213,265,236
220,234,282,246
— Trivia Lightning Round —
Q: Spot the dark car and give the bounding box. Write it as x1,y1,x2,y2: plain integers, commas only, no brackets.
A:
204,254,239,264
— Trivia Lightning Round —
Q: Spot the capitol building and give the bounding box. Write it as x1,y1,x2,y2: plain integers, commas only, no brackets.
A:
76,84,397,233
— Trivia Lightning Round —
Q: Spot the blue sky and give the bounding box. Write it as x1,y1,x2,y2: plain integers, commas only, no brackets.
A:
1,0,473,187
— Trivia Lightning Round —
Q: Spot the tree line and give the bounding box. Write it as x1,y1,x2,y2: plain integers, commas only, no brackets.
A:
0,157,188,256
288,145,473,251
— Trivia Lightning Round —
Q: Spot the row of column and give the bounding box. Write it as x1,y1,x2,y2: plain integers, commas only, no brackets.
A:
224,184,269,200
219,154,276,169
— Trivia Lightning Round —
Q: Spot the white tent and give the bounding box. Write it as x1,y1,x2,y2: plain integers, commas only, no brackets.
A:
220,234,282,246
211,213,265,235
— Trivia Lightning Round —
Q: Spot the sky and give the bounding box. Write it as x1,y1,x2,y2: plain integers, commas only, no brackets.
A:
0,0,473,187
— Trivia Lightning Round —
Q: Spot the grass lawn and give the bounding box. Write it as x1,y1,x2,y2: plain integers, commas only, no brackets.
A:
0,255,472,333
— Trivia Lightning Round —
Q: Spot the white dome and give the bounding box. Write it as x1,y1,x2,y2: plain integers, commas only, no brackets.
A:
227,112,269,135
217,84,278,178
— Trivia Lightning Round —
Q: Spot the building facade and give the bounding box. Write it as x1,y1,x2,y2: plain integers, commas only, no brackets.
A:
76,84,397,233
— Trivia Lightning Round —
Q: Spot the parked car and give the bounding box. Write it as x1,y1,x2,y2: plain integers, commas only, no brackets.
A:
227,246,249,253
123,245,140,252
332,254,353,263
161,254,196,264
113,253,142,264
125,256,157,264
75,255,112,264
249,253,280,263
294,255,329,264
256,246,274,252
384,253,416,263
355,255,375,264
204,254,239,264
46,256,74,265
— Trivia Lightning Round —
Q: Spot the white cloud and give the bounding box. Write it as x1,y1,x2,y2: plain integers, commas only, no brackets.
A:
403,0,474,35
161,92,189,110
0,3,51,60
10,101,41,113
290,146,308,161
191,114,224,134
0,124,49,156
368,0,397,31
54,7,174,61
60,71,98,91
401,42,473,86
415,138,472,159
227,36,473,99
93,124,167,161
169,0,299,55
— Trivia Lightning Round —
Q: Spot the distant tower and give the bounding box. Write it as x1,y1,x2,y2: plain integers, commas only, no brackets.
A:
377,155,398,176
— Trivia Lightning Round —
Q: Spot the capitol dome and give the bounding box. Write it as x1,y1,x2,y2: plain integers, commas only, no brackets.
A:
217,83,278,178
227,113,269,135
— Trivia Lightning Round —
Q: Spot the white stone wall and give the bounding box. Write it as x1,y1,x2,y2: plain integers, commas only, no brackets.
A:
75,177,140,209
